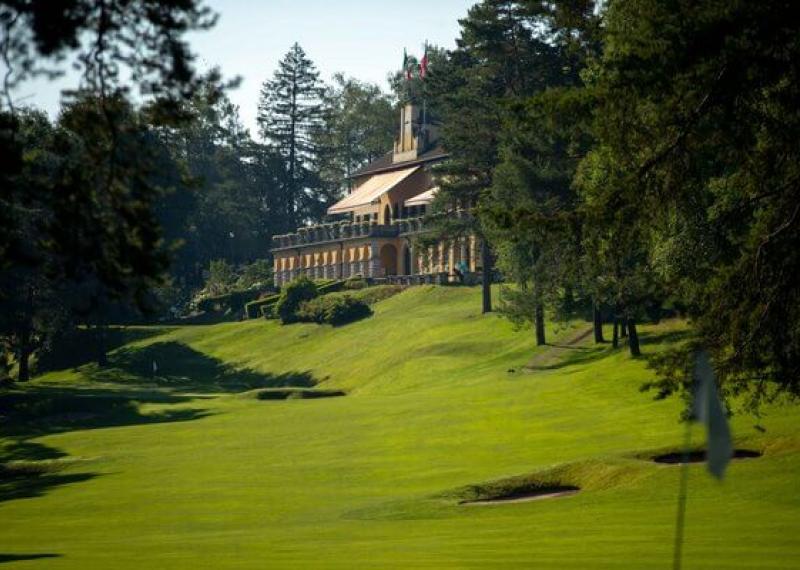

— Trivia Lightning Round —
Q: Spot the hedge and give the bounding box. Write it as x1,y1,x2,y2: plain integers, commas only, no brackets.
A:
326,285,402,306
316,279,345,294
198,289,263,314
245,293,280,319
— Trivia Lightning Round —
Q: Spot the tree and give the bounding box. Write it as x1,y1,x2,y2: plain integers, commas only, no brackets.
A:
0,110,70,381
315,74,395,200
580,0,800,400
427,1,588,316
0,1,224,377
484,2,601,346
205,259,236,296
257,43,326,227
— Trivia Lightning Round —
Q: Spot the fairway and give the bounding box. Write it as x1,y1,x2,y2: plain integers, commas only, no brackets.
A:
1,286,799,568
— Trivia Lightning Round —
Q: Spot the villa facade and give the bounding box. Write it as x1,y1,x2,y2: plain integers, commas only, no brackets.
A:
271,103,484,287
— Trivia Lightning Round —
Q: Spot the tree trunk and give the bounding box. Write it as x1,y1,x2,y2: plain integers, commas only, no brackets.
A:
612,317,619,348
620,320,628,338
534,302,546,346
17,286,35,382
17,345,31,382
627,318,641,356
95,324,109,367
481,239,492,314
592,301,605,343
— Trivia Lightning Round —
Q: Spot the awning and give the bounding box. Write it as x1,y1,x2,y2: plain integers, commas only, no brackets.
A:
328,166,419,215
404,186,438,207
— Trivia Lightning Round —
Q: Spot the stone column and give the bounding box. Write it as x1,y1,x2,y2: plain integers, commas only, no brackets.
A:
469,235,477,272
438,242,445,274
408,243,416,275
369,243,382,277
448,241,456,278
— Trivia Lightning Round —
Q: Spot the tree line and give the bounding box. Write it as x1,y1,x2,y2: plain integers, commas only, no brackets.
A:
0,3,395,382
422,0,800,410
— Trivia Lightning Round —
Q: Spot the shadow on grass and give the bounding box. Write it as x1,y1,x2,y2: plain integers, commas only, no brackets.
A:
526,345,611,371
36,326,172,374
0,440,98,505
85,341,317,394
637,328,692,346
0,387,209,438
0,470,97,505
0,554,62,564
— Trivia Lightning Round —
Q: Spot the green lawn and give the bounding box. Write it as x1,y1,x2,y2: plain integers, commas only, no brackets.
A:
1,286,798,568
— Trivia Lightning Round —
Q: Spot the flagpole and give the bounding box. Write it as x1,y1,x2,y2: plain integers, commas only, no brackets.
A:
422,42,427,143
672,417,693,570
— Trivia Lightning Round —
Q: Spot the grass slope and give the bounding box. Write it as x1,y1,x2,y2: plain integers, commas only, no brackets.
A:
1,286,799,568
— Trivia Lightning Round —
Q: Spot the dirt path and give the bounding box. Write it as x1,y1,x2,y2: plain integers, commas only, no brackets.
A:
524,327,594,370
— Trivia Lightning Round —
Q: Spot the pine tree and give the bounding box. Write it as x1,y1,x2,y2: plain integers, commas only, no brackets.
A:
425,1,566,315
481,1,601,345
257,43,325,227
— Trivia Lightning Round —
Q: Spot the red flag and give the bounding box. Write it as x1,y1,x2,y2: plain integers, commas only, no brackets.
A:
419,46,429,79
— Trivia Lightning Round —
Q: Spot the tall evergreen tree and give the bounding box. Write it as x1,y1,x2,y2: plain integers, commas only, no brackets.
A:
426,1,568,315
482,1,601,346
257,43,326,227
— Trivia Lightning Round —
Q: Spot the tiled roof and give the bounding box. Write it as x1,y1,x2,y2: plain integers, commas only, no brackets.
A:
350,145,448,179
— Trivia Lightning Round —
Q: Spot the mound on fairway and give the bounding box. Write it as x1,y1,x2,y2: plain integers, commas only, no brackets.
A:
1,285,799,569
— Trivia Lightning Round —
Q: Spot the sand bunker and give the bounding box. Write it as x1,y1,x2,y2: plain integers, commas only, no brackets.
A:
254,388,345,401
460,485,580,506
652,449,761,464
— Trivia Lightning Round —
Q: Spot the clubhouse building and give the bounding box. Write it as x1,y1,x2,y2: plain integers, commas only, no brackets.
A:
271,103,484,287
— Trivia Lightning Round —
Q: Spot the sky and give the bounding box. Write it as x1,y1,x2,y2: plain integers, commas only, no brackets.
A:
7,0,474,135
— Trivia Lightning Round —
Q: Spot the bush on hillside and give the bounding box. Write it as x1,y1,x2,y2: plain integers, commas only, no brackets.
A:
296,295,372,326
276,277,319,324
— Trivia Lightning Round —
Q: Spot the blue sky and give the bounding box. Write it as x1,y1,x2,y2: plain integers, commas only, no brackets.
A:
8,0,474,135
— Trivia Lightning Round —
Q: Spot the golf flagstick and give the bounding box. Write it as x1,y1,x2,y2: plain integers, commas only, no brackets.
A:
672,350,733,570
672,419,692,570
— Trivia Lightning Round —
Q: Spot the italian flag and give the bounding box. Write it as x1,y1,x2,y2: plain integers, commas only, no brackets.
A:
419,45,429,79
403,48,412,80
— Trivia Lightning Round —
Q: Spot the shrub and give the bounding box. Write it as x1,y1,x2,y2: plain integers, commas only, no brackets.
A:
296,295,372,326
344,276,367,290
275,277,318,324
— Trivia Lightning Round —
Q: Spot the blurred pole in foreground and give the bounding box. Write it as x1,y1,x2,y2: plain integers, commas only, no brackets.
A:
673,351,733,570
